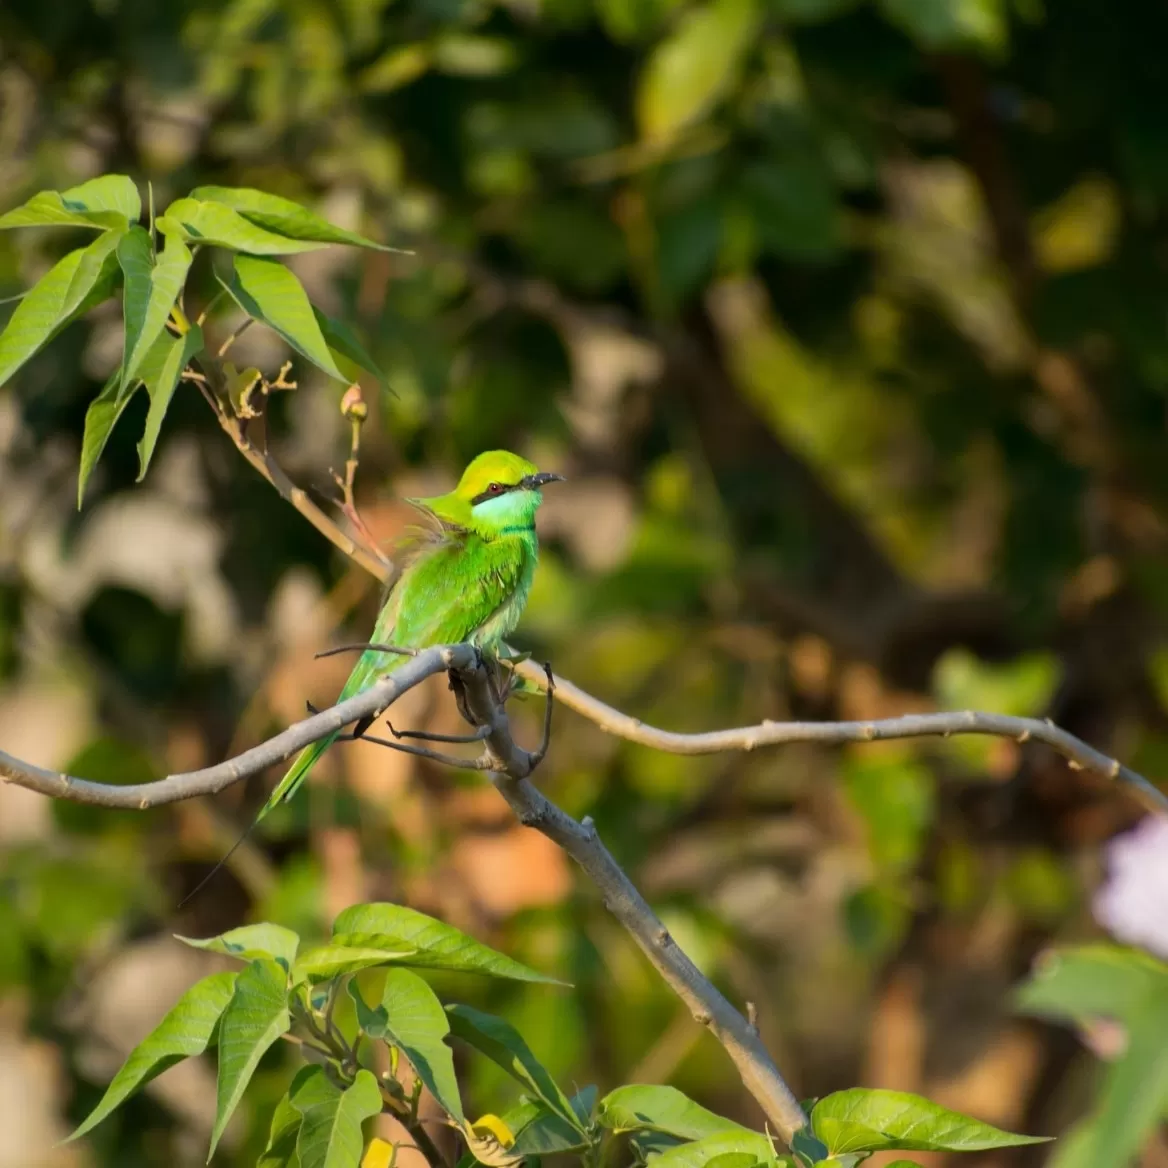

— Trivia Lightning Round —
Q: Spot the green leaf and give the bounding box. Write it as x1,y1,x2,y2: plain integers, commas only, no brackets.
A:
291,1067,382,1168
0,175,139,231
810,1089,1048,1154
78,371,138,507
1073,990,1168,1168
1014,944,1168,1026
210,958,292,1159
498,1100,591,1156
222,255,346,382
348,970,464,1125
119,232,193,392
136,324,204,480
178,923,301,970
0,229,124,387
292,941,417,982
702,1156,763,1168
636,0,758,143
649,1131,786,1168
258,1074,310,1168
332,903,565,985
156,197,330,255
598,1084,754,1140
882,1162,927,1168
877,0,1007,54
67,971,238,1141
313,307,388,387
447,1004,579,1129
191,186,400,252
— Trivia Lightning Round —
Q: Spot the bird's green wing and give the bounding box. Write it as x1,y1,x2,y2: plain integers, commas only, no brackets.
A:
390,533,530,650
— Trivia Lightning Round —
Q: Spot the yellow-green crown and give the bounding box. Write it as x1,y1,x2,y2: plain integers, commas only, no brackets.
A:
453,450,540,501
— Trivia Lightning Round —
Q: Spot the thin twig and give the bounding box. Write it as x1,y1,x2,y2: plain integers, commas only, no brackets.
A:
335,731,489,770
510,661,1168,817
217,316,254,358
385,721,492,744
315,642,416,660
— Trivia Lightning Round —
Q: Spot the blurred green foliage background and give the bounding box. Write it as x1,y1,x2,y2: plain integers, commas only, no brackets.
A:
1,0,1167,1164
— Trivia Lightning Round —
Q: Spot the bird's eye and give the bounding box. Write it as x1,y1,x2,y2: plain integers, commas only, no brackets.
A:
488,482,503,494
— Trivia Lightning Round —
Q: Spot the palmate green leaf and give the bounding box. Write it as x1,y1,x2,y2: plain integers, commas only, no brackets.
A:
119,230,193,392
447,1004,579,1129
157,198,330,255
210,958,293,1159
258,1072,312,1168
78,371,138,507
0,228,124,388
598,1084,755,1141
192,186,401,252
1014,944,1168,1026
221,254,346,382
67,971,238,1141
292,941,417,982
313,307,388,387
176,923,301,971
0,175,140,231
332,903,565,985
348,970,464,1125
136,324,204,480
290,1066,382,1168
809,1089,1048,1155
1072,989,1168,1168
636,0,758,143
649,1131,787,1168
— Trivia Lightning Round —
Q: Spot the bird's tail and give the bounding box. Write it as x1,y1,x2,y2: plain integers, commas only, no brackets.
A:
260,732,337,820
177,732,337,908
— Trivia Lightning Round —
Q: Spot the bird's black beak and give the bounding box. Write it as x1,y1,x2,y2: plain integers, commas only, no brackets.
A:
523,471,566,489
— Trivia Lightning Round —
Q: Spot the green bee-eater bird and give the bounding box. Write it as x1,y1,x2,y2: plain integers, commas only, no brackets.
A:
181,450,562,904
265,448,564,816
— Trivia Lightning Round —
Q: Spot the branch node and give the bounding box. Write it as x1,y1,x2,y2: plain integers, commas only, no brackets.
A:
693,1010,712,1026
654,926,671,948
746,1001,759,1031
862,723,876,741
1017,729,1031,743
1109,759,1121,779
1068,759,1083,771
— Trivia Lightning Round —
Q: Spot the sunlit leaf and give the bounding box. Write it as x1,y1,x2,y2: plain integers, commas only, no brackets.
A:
1062,981,1168,1168
157,197,329,255
0,175,139,231
810,1089,1048,1154
210,958,292,1159
598,1084,755,1140
291,1066,382,1168
221,254,346,381
258,1073,311,1168
292,941,417,982
1,229,124,388
177,923,301,970
136,324,204,480
67,971,238,1141
498,1099,591,1156
447,1004,579,1129
313,307,388,387
332,903,565,984
1014,945,1168,1026
636,0,758,142
348,970,464,1124
119,231,193,392
191,186,401,251
649,1131,787,1167
78,371,138,507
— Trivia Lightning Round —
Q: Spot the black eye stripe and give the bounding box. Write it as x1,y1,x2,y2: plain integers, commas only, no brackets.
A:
471,481,516,505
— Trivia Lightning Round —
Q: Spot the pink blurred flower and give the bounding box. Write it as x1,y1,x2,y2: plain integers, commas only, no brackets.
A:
1092,815,1168,960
